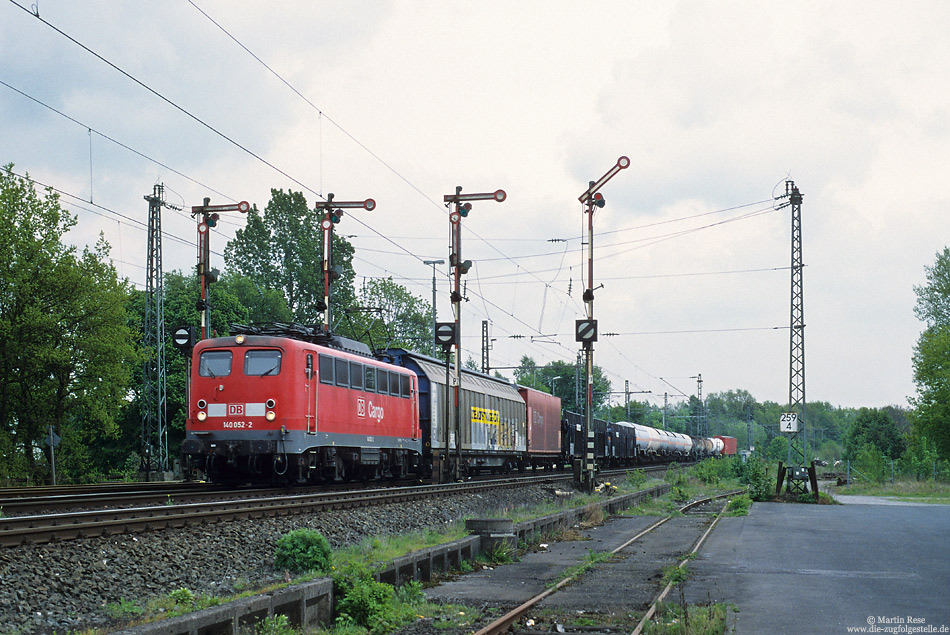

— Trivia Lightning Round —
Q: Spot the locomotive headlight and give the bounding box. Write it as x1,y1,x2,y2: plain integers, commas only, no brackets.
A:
266,411,276,421
266,398,276,409
197,411,207,421
234,334,246,345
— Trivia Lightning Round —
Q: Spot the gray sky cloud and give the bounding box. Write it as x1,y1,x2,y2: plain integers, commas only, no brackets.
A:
2,0,947,411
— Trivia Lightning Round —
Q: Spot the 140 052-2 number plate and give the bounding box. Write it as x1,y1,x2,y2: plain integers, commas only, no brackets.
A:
222,420,253,429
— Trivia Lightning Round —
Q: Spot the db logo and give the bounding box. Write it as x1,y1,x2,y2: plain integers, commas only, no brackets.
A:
228,404,245,416
357,398,365,417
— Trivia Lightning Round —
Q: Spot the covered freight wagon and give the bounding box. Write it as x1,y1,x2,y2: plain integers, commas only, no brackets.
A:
384,348,526,478
518,386,562,470
714,435,737,455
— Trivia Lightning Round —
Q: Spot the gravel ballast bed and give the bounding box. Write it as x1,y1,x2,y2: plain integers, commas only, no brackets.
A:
0,483,558,634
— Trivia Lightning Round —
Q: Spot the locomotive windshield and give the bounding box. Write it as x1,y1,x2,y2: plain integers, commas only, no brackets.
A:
198,350,232,377
245,350,282,376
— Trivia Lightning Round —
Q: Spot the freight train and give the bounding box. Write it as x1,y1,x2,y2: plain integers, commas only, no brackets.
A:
180,324,732,485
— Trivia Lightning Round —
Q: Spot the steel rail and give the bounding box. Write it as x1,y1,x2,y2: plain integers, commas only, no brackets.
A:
0,474,569,548
472,488,745,635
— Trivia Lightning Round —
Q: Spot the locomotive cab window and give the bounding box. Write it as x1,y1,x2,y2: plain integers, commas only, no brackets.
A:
319,354,334,384
335,358,350,388
349,362,363,390
245,350,281,376
400,374,411,398
198,350,232,377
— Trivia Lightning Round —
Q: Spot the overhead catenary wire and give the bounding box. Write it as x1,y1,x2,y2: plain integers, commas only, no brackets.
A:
5,1,795,401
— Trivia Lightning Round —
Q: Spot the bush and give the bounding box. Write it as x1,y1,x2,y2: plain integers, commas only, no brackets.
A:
256,614,295,635
725,494,752,516
737,457,772,501
274,528,333,574
627,469,647,488
853,443,887,484
692,457,734,485
332,561,405,634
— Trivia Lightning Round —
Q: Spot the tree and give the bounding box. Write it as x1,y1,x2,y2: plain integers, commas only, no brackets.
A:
345,277,432,354
0,166,139,483
843,408,905,461
513,355,611,415
766,436,789,461
224,189,356,325
911,248,950,458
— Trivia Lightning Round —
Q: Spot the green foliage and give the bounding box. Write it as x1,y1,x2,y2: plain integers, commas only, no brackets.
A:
911,248,950,459
0,165,140,484
104,597,143,619
274,528,333,574
853,443,887,483
661,563,690,586
691,457,734,486
664,464,687,486
900,434,941,480
735,456,772,501
394,580,425,606
350,277,433,354
844,408,905,461
627,469,648,489
766,436,789,462
725,494,752,516
332,561,402,634
168,587,195,606
645,602,730,634
669,485,690,503
225,189,355,325
255,614,295,635
514,356,611,414
486,541,516,564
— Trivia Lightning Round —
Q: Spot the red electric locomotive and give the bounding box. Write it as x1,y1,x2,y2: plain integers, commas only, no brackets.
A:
181,326,422,484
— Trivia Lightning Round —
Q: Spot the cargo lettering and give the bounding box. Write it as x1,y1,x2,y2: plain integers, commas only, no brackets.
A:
358,398,383,422
471,407,500,425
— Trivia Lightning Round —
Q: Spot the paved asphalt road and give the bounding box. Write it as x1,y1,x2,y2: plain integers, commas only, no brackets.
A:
683,497,950,634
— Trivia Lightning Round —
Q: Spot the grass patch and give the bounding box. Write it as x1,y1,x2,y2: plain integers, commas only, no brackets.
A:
724,494,752,516
333,525,468,570
836,479,950,503
643,602,733,634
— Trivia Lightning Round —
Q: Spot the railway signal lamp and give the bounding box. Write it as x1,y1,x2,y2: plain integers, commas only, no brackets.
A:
575,318,598,348
575,157,630,493
191,198,250,340
313,193,376,334
459,202,472,217
172,326,196,355
434,322,456,349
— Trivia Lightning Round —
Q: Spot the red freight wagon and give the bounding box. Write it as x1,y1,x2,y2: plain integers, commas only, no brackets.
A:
518,386,562,470
182,333,421,484
714,435,738,455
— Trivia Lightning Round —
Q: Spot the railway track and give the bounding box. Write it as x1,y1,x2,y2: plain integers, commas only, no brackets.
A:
0,474,569,548
0,463,684,548
470,489,743,635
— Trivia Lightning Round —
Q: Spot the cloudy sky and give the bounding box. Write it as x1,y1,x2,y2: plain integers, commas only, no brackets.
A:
2,1,947,411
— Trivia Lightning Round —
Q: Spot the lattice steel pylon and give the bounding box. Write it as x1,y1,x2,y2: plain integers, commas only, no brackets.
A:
142,185,169,475
784,180,808,493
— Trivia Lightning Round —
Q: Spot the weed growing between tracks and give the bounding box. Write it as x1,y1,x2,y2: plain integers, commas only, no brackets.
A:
643,602,734,634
